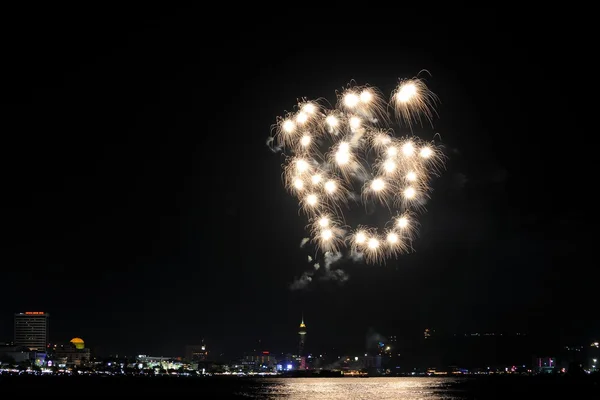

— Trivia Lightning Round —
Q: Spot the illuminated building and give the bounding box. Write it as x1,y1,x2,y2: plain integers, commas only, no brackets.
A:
242,351,277,372
185,341,208,363
14,312,49,351
298,314,307,370
70,337,85,350
136,355,183,370
0,344,45,365
53,338,91,367
298,314,307,357
534,356,557,373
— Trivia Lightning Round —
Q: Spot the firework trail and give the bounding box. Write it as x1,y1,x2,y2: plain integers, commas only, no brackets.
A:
270,75,444,265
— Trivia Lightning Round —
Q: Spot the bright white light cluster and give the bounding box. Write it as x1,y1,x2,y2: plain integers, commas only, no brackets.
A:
272,78,443,264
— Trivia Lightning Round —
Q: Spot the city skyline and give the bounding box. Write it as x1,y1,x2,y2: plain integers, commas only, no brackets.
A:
1,6,594,357
3,309,597,360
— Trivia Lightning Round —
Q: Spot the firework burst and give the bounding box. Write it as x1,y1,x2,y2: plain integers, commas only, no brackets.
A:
270,76,444,264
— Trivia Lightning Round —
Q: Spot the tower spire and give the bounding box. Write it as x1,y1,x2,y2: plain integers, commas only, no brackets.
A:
298,312,307,361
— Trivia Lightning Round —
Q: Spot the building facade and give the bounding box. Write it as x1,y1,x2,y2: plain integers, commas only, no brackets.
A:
298,315,306,356
14,312,49,351
53,340,91,368
185,342,208,363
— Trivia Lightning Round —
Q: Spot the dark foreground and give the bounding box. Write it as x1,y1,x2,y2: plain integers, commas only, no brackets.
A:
1,374,598,398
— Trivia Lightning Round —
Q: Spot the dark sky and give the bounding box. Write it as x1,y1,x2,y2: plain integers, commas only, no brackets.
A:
1,6,594,358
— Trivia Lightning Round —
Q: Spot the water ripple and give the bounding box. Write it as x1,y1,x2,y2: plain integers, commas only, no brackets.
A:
236,377,468,399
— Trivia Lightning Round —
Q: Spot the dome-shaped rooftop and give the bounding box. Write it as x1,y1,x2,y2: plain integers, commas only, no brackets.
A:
70,337,85,350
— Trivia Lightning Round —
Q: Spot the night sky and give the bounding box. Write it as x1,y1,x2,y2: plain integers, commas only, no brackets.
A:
1,6,594,358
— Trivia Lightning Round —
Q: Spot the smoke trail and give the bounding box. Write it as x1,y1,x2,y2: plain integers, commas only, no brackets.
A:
290,272,313,290
365,327,388,352
318,251,349,283
299,238,310,248
265,136,283,153
324,251,343,269
290,249,363,291
320,268,349,283
350,249,364,262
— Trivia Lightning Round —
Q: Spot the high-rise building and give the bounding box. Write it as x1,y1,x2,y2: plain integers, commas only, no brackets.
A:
14,312,49,351
185,340,208,363
298,314,307,357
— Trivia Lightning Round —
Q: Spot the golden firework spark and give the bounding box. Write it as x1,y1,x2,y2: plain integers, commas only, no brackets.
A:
390,78,438,130
308,214,345,253
271,76,444,264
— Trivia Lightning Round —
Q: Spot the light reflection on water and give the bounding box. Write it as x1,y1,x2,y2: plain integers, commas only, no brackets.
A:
238,377,468,399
